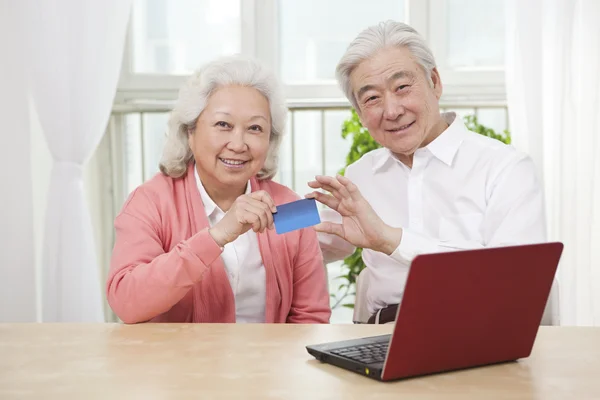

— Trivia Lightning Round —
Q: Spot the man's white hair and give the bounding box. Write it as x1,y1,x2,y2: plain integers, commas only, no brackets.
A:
336,20,438,110
159,55,287,179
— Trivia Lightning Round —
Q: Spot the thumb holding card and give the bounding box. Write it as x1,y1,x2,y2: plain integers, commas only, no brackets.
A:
209,190,277,247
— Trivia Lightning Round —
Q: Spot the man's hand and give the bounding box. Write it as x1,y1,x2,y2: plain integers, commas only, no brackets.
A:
306,174,402,255
209,191,277,247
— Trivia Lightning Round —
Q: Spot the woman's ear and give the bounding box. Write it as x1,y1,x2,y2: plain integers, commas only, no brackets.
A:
187,127,195,148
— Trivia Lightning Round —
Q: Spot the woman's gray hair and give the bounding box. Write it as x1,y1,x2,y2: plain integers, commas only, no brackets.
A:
159,55,287,179
336,20,437,111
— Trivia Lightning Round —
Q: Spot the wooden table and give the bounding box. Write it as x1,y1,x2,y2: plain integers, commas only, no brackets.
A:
1,324,599,399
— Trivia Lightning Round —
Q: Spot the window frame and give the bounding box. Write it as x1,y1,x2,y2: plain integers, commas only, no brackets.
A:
115,0,506,105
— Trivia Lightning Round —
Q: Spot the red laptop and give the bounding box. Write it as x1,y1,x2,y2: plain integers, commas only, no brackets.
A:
306,242,564,381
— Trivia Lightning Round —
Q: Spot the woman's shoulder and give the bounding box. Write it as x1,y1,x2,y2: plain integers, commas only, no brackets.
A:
121,171,186,215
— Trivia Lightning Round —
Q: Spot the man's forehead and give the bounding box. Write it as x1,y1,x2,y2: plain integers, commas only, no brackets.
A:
352,66,417,96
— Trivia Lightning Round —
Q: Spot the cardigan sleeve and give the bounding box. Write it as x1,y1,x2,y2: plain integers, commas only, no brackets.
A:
106,188,223,324
286,226,332,324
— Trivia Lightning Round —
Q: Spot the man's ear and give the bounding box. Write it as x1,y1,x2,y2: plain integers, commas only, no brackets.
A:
430,67,443,100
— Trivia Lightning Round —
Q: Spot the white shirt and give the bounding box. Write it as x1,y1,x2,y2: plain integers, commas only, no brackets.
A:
319,113,546,315
195,169,266,323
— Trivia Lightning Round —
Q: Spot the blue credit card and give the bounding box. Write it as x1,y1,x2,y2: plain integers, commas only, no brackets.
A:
273,198,321,234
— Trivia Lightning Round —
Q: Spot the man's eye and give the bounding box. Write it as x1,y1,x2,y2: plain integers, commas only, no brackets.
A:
397,85,409,91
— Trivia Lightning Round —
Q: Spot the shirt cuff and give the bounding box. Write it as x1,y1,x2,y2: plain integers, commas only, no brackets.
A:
389,228,439,264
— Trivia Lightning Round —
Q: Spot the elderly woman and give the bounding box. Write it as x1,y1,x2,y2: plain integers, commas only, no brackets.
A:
107,55,331,324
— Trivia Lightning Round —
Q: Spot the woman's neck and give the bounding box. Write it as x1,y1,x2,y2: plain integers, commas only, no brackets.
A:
204,182,246,212
196,167,247,212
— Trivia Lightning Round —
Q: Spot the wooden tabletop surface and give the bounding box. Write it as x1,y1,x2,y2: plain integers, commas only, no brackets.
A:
1,324,599,399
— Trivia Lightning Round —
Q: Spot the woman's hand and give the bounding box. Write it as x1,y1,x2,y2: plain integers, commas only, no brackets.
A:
306,174,402,255
209,191,277,247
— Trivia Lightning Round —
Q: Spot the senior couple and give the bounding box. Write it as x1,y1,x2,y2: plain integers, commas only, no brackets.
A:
107,21,545,324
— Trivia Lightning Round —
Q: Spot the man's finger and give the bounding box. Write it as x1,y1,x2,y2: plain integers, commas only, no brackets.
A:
313,221,345,239
312,177,350,200
307,182,344,201
337,174,363,201
315,175,344,191
305,191,340,211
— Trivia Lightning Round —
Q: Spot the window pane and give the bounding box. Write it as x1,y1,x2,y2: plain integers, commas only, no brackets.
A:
123,114,143,196
279,0,405,83
142,113,169,180
132,0,241,74
274,112,294,188
476,108,508,134
291,111,324,194
446,0,505,69
324,110,353,177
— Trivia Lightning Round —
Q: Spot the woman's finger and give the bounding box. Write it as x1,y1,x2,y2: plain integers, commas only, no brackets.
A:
245,197,275,230
250,190,277,213
240,202,271,232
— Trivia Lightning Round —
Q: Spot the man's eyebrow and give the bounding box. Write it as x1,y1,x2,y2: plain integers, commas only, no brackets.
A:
356,71,416,100
356,84,376,100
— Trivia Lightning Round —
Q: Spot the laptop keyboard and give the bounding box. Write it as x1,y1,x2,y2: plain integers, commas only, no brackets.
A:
330,341,389,364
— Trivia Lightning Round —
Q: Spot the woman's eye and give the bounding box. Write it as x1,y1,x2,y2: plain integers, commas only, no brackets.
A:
249,125,263,132
215,121,231,128
365,95,378,104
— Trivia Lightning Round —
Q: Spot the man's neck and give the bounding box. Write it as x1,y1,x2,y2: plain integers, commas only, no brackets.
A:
395,117,449,168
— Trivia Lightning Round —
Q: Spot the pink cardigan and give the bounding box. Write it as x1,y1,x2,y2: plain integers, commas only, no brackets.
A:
107,163,331,324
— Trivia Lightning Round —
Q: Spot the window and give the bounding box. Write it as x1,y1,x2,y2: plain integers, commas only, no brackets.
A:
131,0,242,74
445,0,505,69
278,0,405,83
428,0,506,99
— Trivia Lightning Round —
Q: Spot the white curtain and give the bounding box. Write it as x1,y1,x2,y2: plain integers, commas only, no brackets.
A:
506,0,600,326
20,0,132,322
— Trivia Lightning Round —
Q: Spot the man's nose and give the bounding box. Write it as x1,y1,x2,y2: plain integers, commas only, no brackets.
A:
382,93,405,120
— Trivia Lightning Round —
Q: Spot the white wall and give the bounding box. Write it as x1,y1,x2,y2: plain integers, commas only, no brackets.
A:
0,5,36,322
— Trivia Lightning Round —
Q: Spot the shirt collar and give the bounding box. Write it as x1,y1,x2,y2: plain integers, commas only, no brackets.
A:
194,164,250,218
424,112,465,167
371,112,465,172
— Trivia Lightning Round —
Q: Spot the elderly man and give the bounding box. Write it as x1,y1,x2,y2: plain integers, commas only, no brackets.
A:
306,20,546,324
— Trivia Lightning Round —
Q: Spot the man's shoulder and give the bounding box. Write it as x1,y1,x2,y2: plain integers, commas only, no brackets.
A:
461,130,522,163
459,130,535,185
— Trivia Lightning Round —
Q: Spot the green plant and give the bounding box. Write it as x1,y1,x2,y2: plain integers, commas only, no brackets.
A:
463,114,511,144
330,110,511,309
